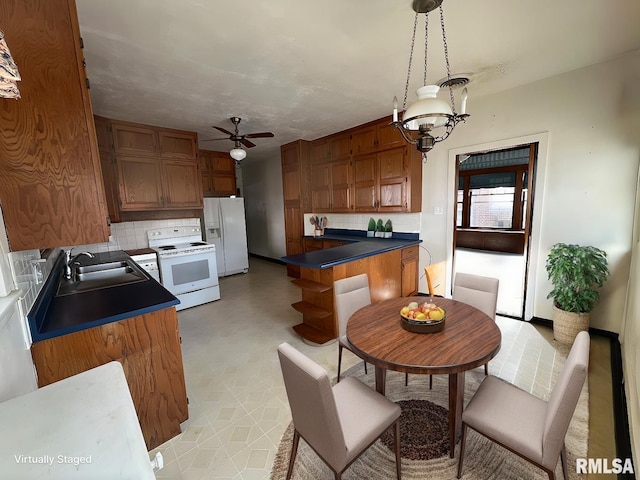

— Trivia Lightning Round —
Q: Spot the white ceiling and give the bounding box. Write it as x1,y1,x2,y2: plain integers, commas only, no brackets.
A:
76,0,640,164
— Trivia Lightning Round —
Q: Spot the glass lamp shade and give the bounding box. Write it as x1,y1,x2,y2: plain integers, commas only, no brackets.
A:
402,85,452,130
230,147,247,161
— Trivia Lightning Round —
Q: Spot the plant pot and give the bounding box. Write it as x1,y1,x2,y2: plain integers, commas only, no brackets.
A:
367,231,374,237
552,304,589,346
384,232,392,238
374,231,384,238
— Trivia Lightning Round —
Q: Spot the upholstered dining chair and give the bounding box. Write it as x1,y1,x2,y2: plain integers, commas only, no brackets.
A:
457,330,590,480
277,342,402,480
453,272,499,375
424,263,444,297
334,273,371,382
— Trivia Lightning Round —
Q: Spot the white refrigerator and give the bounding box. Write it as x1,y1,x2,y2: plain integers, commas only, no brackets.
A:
203,197,249,277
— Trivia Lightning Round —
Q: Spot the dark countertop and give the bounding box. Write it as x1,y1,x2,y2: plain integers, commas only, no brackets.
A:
281,229,421,269
27,250,179,342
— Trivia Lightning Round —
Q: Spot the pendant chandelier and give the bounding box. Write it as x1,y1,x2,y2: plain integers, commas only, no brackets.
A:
391,0,469,157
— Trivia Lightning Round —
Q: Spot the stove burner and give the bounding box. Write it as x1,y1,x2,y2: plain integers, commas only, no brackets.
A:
160,245,176,250
191,242,207,246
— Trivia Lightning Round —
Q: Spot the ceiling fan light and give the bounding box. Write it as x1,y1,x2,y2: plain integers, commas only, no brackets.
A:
402,85,453,130
230,147,246,161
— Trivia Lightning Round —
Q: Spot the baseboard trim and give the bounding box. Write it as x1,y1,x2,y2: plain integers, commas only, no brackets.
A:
610,336,635,477
249,253,286,265
527,316,634,473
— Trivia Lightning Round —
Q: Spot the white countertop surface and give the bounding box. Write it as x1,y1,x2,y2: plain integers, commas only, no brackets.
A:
0,361,155,479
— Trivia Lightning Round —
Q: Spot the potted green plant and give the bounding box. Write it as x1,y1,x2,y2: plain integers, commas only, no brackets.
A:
545,243,609,345
367,218,376,237
384,219,393,238
375,219,384,238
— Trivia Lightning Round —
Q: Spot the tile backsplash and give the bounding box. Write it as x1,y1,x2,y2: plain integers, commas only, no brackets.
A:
5,217,200,337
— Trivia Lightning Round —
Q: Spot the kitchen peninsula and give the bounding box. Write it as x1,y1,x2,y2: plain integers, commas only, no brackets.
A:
28,250,188,450
281,229,421,344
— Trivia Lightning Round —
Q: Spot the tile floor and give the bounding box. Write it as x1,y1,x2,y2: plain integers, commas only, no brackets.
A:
150,257,616,479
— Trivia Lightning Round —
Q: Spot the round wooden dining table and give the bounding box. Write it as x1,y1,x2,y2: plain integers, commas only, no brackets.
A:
346,296,501,458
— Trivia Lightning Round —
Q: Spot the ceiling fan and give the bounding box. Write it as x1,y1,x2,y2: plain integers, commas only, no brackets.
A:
203,116,274,147
203,117,274,161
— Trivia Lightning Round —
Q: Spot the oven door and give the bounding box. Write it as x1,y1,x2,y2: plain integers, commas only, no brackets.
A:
158,251,218,295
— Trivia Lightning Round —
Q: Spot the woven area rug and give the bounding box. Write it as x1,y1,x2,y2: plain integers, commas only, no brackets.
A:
271,320,589,479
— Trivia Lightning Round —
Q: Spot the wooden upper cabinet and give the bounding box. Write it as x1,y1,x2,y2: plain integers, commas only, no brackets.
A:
94,115,112,153
352,153,377,212
117,156,164,210
118,155,201,210
310,162,332,211
329,133,351,160
162,159,203,207
377,147,407,212
330,159,352,212
351,125,377,155
158,130,198,159
0,0,110,251
353,148,407,212
199,149,237,197
376,118,405,151
112,122,159,156
310,138,331,163
98,116,203,215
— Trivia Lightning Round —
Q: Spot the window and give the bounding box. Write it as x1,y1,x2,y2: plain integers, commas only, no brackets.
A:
457,147,531,232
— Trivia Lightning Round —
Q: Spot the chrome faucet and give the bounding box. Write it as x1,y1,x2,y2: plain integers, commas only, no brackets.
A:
64,250,95,280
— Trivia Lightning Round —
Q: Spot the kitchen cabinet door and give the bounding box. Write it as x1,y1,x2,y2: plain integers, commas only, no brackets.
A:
330,159,352,212
310,162,332,212
94,116,112,153
158,130,197,159
310,138,330,164
199,150,237,197
162,159,203,208
401,246,419,296
329,132,351,160
377,148,407,212
376,118,405,150
117,156,164,210
352,153,377,211
112,122,158,157
0,0,110,250
351,125,377,155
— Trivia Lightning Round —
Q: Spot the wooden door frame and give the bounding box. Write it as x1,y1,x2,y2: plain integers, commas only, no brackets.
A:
446,132,550,320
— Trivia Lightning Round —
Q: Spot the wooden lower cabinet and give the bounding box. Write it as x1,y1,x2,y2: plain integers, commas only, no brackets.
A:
290,247,418,344
31,308,188,451
401,245,419,296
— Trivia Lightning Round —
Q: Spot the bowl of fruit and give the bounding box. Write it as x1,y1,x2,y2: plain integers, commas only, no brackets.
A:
400,301,446,333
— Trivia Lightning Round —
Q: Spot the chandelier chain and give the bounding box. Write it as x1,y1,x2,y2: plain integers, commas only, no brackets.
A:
402,12,419,112
423,11,429,86
439,5,457,115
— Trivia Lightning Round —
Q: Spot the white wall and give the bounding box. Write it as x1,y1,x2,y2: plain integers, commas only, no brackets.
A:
421,51,640,333
241,155,287,260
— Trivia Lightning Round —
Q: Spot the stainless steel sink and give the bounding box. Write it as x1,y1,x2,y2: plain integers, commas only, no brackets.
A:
56,259,148,296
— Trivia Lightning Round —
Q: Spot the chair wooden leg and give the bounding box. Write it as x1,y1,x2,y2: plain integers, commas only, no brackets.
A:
337,345,343,383
484,363,489,376
334,472,341,480
363,360,368,374
394,419,402,479
286,429,300,480
429,374,433,389
405,373,408,386
456,424,468,479
560,443,567,480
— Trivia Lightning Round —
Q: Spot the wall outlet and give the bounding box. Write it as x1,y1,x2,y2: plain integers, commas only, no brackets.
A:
433,206,444,215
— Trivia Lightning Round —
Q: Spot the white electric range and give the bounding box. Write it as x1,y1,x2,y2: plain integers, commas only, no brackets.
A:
147,226,220,311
